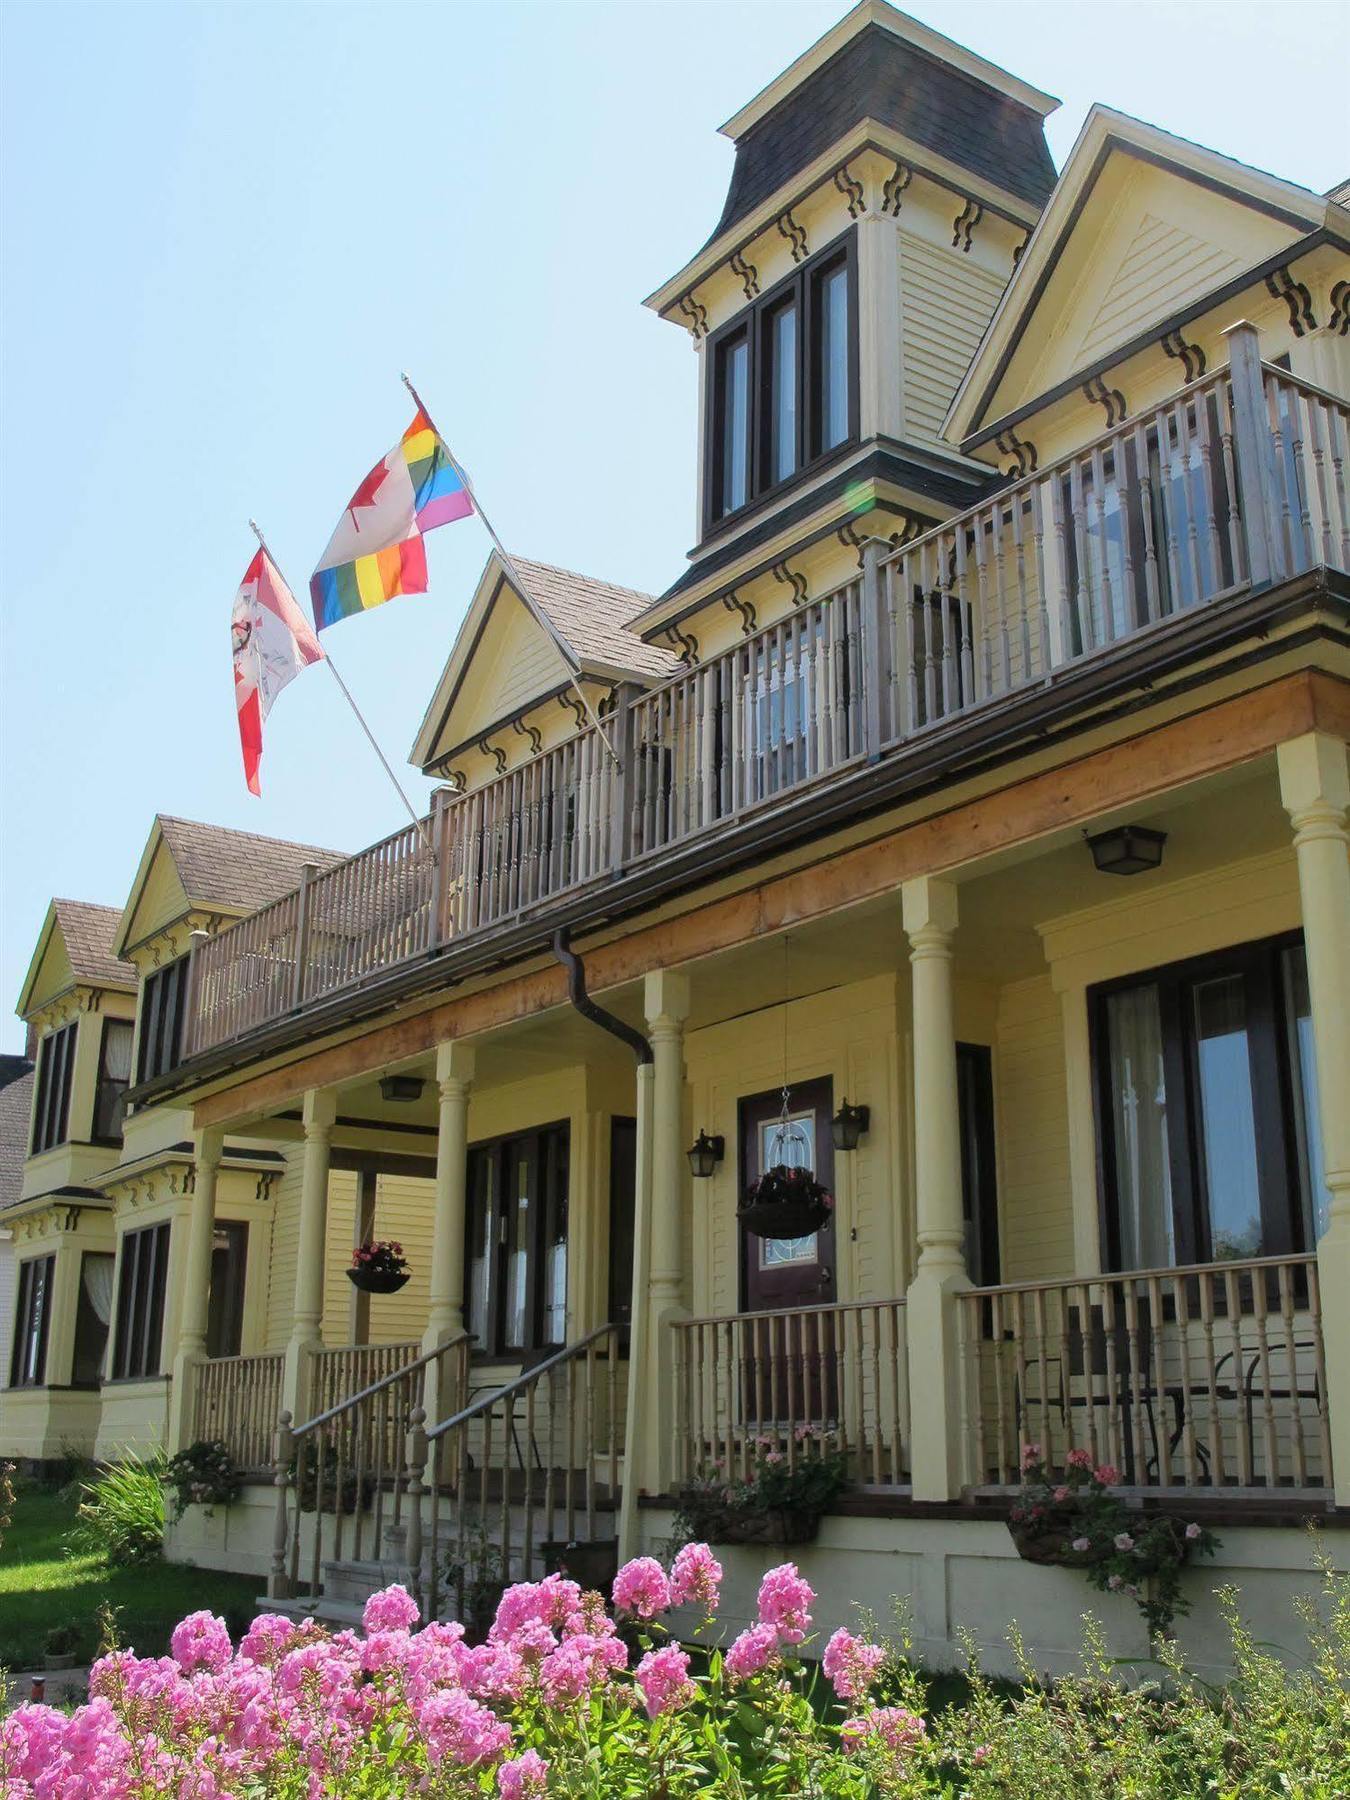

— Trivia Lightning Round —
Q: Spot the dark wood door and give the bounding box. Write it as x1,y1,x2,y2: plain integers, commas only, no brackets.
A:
739,1079,837,1432
608,1118,636,1355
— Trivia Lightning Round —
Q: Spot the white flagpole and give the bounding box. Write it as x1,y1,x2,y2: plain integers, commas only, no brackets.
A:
247,520,431,846
400,373,622,766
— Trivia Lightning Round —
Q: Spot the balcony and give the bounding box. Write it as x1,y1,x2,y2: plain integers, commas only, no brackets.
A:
182,347,1348,1066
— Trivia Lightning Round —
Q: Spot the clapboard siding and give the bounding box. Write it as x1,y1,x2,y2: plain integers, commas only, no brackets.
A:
994,975,1075,1283
900,232,1007,442
1077,212,1241,364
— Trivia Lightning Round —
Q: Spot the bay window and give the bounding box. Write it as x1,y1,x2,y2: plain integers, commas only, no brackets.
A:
1092,934,1327,1270
93,1018,134,1141
30,1022,76,1154
111,1221,170,1380
706,232,856,529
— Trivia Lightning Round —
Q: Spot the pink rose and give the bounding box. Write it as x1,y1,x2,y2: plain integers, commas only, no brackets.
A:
1065,1447,1093,1470
1093,1465,1120,1487
1053,1486,1071,1503
1185,1522,1202,1541
1072,1536,1091,1553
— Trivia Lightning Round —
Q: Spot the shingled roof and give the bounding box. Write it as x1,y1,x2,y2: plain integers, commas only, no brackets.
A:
51,900,136,991
509,559,679,680
156,816,347,915
0,1058,34,1211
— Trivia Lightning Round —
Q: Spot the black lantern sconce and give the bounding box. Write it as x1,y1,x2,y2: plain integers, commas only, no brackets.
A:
830,1099,870,1152
686,1130,725,1178
379,1074,426,1103
1085,824,1167,877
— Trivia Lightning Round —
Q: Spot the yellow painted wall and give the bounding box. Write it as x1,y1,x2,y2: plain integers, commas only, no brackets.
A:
899,228,1008,445
993,974,1075,1282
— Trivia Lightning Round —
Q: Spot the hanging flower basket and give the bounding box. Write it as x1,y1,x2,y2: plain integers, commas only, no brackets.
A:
348,1240,410,1294
738,1164,833,1239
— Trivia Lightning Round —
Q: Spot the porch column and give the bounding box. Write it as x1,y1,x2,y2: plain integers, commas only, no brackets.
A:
640,968,691,1497
901,875,971,1501
167,1125,224,1453
1277,732,1350,1504
421,1040,476,1427
283,1087,337,1425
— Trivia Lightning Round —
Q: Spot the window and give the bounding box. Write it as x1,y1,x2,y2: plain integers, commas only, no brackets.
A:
72,1252,115,1385
10,1255,55,1387
957,1044,1000,1287
30,1022,76,1154
207,1222,249,1359
111,1221,170,1379
137,957,189,1083
706,232,856,528
463,1124,570,1356
93,1018,134,1141
1093,935,1326,1270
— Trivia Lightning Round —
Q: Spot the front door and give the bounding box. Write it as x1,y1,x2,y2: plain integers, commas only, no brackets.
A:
739,1079,837,1433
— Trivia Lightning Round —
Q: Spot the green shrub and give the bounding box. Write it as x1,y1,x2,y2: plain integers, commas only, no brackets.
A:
65,1448,166,1565
163,1440,244,1519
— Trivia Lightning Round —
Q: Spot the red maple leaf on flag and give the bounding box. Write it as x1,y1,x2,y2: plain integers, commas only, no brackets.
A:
347,456,391,530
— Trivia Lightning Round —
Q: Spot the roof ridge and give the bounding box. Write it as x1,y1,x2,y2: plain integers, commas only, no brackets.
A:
509,555,657,605
156,813,346,858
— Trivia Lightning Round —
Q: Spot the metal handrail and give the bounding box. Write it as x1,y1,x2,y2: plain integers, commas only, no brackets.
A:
424,1324,617,1442
292,1332,471,1439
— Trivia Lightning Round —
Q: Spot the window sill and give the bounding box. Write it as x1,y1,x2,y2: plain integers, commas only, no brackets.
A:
702,437,861,547
101,1374,170,1389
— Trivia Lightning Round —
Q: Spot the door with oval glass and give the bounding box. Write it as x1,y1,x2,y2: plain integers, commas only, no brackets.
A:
739,1078,837,1431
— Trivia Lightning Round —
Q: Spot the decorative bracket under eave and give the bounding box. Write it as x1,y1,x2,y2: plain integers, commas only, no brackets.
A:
771,561,810,606
512,716,543,757
677,290,710,341
952,197,983,254
832,160,866,220
723,590,758,636
777,207,809,264
881,159,913,216
478,734,508,776
1330,280,1350,337
558,689,588,730
1082,372,1129,428
729,249,760,300
665,620,700,666
994,427,1039,478
1160,327,1207,384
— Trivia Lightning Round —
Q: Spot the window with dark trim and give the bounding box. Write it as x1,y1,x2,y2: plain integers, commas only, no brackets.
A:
30,1022,77,1154
93,1018,134,1142
207,1222,249,1359
957,1043,1001,1287
1092,933,1326,1271
136,958,189,1084
10,1254,55,1387
705,232,857,531
72,1251,115,1385
111,1221,171,1380
464,1123,570,1357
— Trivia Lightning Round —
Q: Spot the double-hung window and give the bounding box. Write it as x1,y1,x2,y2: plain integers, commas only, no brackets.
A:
111,1221,171,1379
464,1124,570,1357
707,233,856,529
1092,934,1327,1270
93,1018,134,1141
137,958,189,1084
10,1255,55,1387
30,1022,77,1154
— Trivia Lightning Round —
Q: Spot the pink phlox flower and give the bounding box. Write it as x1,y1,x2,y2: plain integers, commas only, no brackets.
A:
492,1579,571,1645
635,1645,696,1718
415,1687,513,1768
459,1641,529,1702
756,1562,814,1645
1093,1464,1120,1487
669,1542,722,1613
842,1705,927,1765
238,1612,322,1667
170,1610,233,1674
534,1572,583,1627
724,1623,780,1682
611,1555,672,1620
539,1633,617,1705
822,1628,885,1701
498,1748,550,1799
362,1583,419,1634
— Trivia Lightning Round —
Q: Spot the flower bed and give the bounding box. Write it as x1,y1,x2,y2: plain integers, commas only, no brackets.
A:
3,1533,1346,1796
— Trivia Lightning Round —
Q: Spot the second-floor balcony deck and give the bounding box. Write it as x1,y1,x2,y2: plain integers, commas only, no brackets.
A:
181,343,1348,1068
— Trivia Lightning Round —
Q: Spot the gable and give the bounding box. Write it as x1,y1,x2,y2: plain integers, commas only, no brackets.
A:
20,919,75,1019
991,151,1303,418
433,585,573,760
118,835,192,956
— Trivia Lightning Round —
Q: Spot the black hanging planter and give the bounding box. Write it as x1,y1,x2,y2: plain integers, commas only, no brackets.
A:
346,1266,411,1296
738,1164,833,1240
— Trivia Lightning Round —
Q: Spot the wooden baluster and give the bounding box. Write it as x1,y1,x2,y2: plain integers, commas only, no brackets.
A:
1011,1291,1030,1464
970,518,991,704
287,1433,303,1596
1145,1274,1170,1486
1068,457,1093,654
899,551,917,738
995,497,1015,691
522,1374,537,1578
1225,1269,1251,1488
868,1305,883,1484
1196,1272,1223,1485
1171,1274,1198,1488
1090,443,1116,643
887,1302,904,1485
1193,386,1226,590
1011,494,1032,687
1278,1263,1306,1489
1262,375,1297,575
721,1319,736,1480
1055,1288,1074,1463
1306,1261,1332,1487
1214,379,1247,586
1325,398,1349,567
1173,398,1206,606
1251,1269,1280,1487
1029,1288,1052,1466
1123,1282,1146,1485
1095,1282,1120,1476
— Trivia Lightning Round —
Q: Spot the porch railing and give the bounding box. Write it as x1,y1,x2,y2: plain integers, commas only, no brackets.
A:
958,1254,1331,1494
182,342,1348,1063
310,1340,420,1418
192,1351,284,1472
422,1325,622,1621
672,1298,909,1488
625,577,867,858
269,1333,470,1602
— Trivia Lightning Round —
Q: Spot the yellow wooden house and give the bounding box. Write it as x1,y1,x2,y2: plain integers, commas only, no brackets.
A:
4,0,1348,1677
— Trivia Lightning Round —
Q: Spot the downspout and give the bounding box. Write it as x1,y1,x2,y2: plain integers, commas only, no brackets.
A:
552,928,653,1562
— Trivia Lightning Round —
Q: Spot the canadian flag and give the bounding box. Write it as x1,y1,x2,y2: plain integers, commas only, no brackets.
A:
231,548,322,794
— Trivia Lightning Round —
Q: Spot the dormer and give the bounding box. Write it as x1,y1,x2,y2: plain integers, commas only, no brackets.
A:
15,899,137,1197
638,0,1058,659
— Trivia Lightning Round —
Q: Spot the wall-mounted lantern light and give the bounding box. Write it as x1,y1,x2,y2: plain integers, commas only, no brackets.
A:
686,1130,725,1179
379,1074,426,1103
830,1099,870,1152
1086,824,1167,877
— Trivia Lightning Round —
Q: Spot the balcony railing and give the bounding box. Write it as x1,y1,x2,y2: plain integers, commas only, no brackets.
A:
181,341,1348,1061
958,1254,1332,1494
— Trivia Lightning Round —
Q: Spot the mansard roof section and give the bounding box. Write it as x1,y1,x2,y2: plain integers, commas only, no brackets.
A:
409,553,676,774
712,12,1057,244
17,898,134,1019
944,105,1340,450
113,815,347,957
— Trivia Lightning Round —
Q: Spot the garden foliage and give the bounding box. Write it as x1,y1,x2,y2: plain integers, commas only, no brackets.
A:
64,1449,166,1566
2,1539,1347,1796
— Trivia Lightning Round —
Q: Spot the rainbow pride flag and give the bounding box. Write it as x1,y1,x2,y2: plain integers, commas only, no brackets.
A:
310,409,473,629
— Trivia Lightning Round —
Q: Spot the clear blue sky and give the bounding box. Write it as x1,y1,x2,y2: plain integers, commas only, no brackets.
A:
1,0,1345,1051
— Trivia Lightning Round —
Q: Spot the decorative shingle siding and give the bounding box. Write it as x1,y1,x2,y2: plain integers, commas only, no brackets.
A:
710,24,1056,247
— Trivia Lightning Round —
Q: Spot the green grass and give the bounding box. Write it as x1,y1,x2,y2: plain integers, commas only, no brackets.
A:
0,1485,260,1672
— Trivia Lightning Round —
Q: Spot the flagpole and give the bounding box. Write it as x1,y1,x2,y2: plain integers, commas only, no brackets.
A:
400,373,622,767
247,520,432,847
